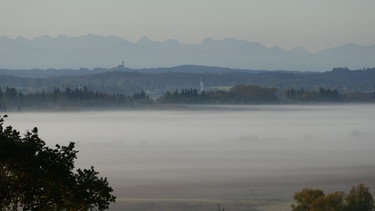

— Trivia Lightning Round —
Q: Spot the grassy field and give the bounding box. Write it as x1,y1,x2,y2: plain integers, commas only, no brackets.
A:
106,165,375,211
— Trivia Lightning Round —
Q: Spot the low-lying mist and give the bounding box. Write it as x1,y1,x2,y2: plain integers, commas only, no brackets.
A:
7,104,375,210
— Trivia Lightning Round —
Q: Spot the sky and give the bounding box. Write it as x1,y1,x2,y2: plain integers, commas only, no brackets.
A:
1,0,375,52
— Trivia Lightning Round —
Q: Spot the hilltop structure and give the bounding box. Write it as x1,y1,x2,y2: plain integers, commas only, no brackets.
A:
200,76,205,93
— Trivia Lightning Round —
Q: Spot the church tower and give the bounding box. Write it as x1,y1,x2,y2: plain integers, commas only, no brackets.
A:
200,75,205,93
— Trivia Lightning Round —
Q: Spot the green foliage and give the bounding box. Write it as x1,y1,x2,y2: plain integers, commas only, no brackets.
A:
291,184,374,211
345,184,375,211
0,115,116,210
291,188,325,211
159,85,280,104
1,82,374,111
0,86,150,111
227,85,279,103
286,87,341,102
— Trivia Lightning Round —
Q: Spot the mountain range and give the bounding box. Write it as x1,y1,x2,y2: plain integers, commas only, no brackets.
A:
0,34,374,71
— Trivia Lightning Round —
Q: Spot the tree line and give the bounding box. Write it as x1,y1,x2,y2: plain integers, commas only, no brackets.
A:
0,85,374,111
0,86,151,111
160,85,280,104
160,85,374,104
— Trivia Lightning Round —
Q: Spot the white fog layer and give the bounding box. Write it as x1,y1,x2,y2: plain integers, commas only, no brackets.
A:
6,104,375,210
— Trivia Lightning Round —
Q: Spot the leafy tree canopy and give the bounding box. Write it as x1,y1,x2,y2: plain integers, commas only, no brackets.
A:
292,184,374,211
0,115,116,210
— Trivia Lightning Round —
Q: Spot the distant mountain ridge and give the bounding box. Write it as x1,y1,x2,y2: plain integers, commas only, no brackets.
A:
0,35,374,71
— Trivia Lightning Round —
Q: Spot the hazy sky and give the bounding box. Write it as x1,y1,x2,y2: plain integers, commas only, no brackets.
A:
1,0,375,52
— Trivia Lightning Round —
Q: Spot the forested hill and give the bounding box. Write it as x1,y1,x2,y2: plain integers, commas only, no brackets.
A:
0,65,252,78
0,66,374,98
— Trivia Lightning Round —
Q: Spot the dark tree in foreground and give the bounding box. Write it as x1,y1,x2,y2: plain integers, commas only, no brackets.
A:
345,184,375,211
291,188,325,211
0,115,116,210
291,184,374,211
